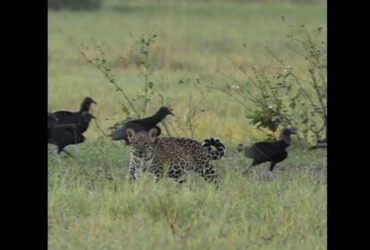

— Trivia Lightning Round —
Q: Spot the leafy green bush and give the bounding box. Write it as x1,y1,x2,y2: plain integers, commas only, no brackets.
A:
219,23,327,147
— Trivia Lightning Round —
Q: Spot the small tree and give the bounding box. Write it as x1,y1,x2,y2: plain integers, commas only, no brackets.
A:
218,22,327,147
79,32,212,139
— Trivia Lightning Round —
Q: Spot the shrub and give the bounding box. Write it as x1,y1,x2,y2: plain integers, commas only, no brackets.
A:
218,22,327,147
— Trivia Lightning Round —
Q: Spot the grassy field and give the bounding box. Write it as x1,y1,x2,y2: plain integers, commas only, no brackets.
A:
48,144,326,250
48,1,327,249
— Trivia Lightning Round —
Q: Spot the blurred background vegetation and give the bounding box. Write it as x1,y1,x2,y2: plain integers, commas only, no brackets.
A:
48,0,327,147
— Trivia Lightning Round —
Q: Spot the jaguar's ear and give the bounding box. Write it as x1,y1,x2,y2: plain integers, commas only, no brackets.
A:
148,127,158,139
126,128,136,141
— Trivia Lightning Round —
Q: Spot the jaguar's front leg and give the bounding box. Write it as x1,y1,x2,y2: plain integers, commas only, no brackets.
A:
148,160,165,182
129,154,145,182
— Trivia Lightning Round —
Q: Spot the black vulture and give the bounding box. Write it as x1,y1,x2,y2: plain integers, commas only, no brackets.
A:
77,112,96,134
239,128,296,177
109,106,173,144
48,113,59,142
49,124,85,156
51,97,97,125
48,112,96,155
310,138,327,149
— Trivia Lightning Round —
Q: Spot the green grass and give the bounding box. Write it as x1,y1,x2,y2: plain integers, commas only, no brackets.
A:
48,1,327,249
48,143,326,250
